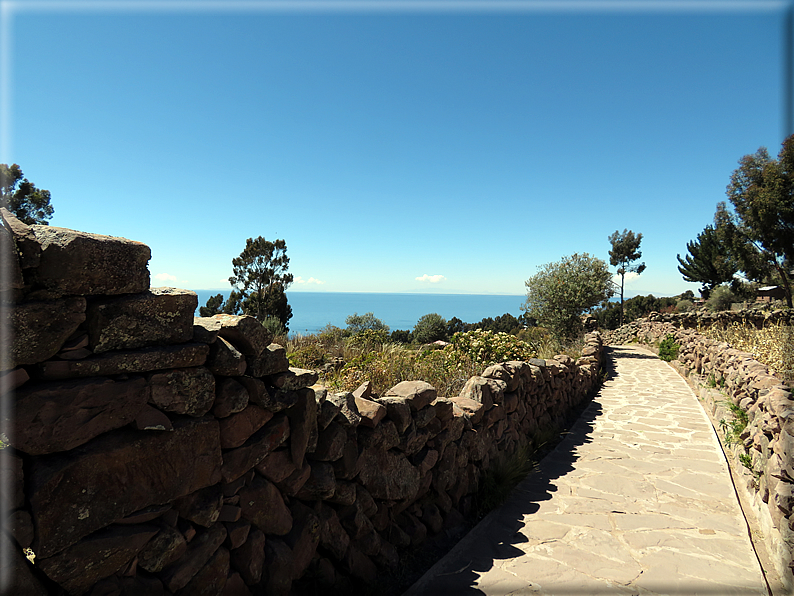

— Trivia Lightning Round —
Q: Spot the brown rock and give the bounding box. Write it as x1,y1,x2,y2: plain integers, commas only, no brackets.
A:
263,538,293,596
0,535,48,596
86,288,197,353
328,480,357,506
458,376,493,409
30,417,221,558
358,419,400,451
327,392,361,426
317,505,350,562
331,439,360,480
218,504,241,523
355,395,387,428
148,366,215,417
160,524,227,593
12,375,150,455
213,377,250,418
138,526,188,573
276,461,311,496
384,380,437,410
1,207,41,268
224,520,250,550
255,448,297,483
310,421,347,461
345,546,377,585
239,475,293,535
413,404,437,428
206,337,247,377
221,572,252,596
193,316,222,344
212,314,273,357
221,414,290,483
37,343,210,380
0,367,30,395
230,527,266,584
115,503,172,525
357,448,421,500
286,388,316,466
173,484,224,528
5,297,86,370
295,461,336,500
28,225,150,298
378,396,412,433
317,398,341,430
269,367,319,392
284,501,321,579
450,396,485,424
179,545,229,596
36,524,158,595
219,404,273,449
245,343,290,378
7,509,34,548
133,404,174,431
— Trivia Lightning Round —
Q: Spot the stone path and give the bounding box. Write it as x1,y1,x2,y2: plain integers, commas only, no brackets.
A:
405,345,771,596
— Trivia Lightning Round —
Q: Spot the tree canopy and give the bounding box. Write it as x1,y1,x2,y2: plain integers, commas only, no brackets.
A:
0,164,54,225
345,312,389,335
608,229,646,326
522,253,614,339
676,225,738,298
715,134,794,307
413,313,448,344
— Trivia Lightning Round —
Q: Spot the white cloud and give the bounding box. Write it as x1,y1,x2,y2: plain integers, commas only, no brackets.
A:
295,276,325,285
153,273,177,282
416,274,446,284
613,272,640,285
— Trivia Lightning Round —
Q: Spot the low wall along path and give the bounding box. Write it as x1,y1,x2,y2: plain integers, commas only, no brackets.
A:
0,213,605,595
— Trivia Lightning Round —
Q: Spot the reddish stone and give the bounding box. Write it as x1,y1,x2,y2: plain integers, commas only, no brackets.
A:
149,366,215,417
173,484,223,528
449,396,485,424
344,545,377,585
30,417,221,558
284,501,320,580
358,419,400,451
133,404,174,431
317,398,340,430
268,367,318,391
86,288,197,353
230,527,265,584
115,503,172,525
159,524,227,593
5,297,86,369
213,377,249,418
317,505,350,562
239,475,293,536
286,387,316,466
12,375,149,455
28,225,150,298
221,415,290,483
378,396,412,433
193,316,222,344
245,343,289,378
255,448,297,483
37,343,210,381
358,448,420,500
218,504,241,523
384,380,437,410
206,337,246,377
355,395,387,428
36,524,158,595
310,422,347,461
276,461,311,497
331,439,360,480
413,404,437,429
224,519,251,550
180,545,230,596
295,461,336,500
219,404,273,449
328,480,357,506
137,525,187,573
326,391,360,426
212,314,273,357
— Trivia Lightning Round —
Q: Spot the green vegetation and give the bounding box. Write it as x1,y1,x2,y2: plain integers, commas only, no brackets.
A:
200,237,294,332
677,225,738,299
608,229,646,326
738,453,754,471
593,291,694,330
657,334,680,362
345,312,389,335
719,400,749,445
412,313,447,344
523,253,614,340
705,285,738,312
475,444,536,516
0,163,54,225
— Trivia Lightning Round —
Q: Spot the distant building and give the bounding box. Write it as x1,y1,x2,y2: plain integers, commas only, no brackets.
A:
756,286,785,302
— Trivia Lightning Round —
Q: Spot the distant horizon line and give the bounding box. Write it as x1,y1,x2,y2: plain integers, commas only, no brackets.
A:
188,288,527,296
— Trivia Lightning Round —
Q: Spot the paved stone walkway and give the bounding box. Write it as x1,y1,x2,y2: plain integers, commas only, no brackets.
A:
405,345,770,596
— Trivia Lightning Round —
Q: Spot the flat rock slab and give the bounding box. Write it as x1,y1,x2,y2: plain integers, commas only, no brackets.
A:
406,345,769,596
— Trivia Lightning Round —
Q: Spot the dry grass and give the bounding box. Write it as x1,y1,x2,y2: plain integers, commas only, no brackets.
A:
701,321,794,384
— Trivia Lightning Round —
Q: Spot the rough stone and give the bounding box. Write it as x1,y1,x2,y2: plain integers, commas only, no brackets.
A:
310,421,347,461
276,460,311,497
11,375,150,455
36,524,158,596
263,538,294,596
327,391,361,426
221,572,252,596
358,419,400,451
378,396,412,433
219,404,273,449
86,288,197,353
269,367,319,392
138,526,188,573
449,397,485,424
239,475,293,536
5,297,86,370
206,337,246,377
173,484,224,528
245,343,290,378
7,509,34,548
384,380,437,410
295,461,336,500
1,207,41,269
284,501,321,580
221,414,290,483
148,366,215,417
286,387,317,467
458,376,493,409
213,377,249,418
224,520,251,550
357,448,421,500
317,398,341,430
133,404,174,431
355,395,387,428
193,316,222,344
28,225,151,298
331,438,361,480
0,366,30,395
159,524,227,593
230,527,265,585
30,417,221,558
211,314,273,357
256,448,297,483
37,343,210,380
179,544,229,596
317,504,350,562
0,449,24,509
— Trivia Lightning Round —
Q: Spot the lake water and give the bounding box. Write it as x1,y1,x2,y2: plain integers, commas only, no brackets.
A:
192,290,526,337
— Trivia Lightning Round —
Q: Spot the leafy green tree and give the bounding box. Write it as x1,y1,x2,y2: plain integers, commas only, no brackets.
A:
0,163,54,225
199,293,225,317
677,226,738,299
446,316,466,337
413,313,448,344
345,312,389,335
608,229,646,326
522,253,614,340
390,329,412,343
715,134,794,307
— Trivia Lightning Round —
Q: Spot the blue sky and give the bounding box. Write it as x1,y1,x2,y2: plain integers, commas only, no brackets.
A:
2,0,790,299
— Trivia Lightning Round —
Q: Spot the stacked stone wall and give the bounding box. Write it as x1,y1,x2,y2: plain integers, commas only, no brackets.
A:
1,213,605,596
610,316,794,591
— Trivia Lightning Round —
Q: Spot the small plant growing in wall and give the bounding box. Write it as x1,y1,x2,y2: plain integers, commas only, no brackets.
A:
658,334,680,361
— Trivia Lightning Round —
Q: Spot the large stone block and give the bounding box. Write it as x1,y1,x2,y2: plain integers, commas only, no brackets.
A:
148,366,215,417
357,448,421,500
37,343,209,380
0,207,40,269
211,314,273,357
245,343,290,378
28,225,150,298
4,297,86,370
36,524,158,595
11,375,150,455
239,475,293,535
384,380,437,410
221,414,290,483
30,417,221,558
86,287,197,353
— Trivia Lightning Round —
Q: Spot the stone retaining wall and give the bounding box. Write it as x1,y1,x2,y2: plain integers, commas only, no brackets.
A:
609,317,794,591
1,212,605,595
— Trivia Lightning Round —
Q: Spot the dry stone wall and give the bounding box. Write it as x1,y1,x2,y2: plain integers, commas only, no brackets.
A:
610,316,794,591
1,211,605,595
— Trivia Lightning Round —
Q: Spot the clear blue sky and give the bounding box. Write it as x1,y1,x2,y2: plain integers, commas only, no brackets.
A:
2,0,790,299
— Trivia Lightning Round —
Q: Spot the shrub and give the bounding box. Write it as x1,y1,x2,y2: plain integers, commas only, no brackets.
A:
390,329,412,343
676,299,695,312
288,343,326,368
261,315,286,337
413,313,448,344
658,334,680,361
345,312,389,335
706,286,738,312
451,329,536,366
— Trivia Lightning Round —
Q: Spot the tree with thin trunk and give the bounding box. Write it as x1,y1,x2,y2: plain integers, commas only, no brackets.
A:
608,229,646,326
